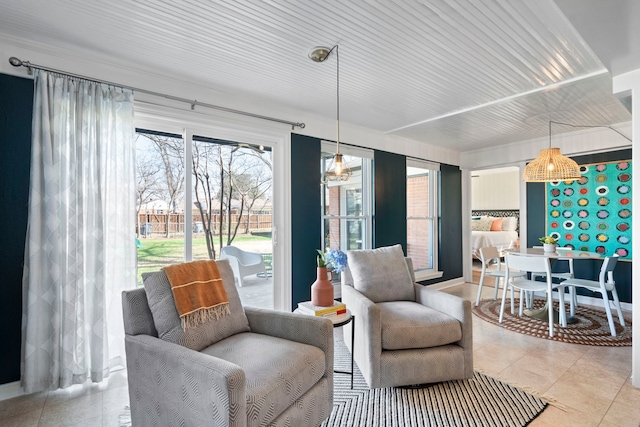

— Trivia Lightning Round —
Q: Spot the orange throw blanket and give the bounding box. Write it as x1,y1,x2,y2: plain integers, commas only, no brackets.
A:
163,260,230,330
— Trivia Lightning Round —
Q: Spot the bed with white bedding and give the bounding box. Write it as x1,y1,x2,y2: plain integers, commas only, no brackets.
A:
471,210,520,257
471,230,519,254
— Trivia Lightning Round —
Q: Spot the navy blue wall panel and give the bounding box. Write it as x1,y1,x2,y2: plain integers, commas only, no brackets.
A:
290,134,322,310
373,150,407,252
0,73,33,384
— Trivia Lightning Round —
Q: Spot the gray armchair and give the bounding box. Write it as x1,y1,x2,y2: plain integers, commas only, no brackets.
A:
341,245,473,388
123,259,333,427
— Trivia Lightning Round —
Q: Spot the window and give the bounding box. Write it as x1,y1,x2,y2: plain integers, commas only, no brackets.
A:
321,142,373,255
407,158,440,278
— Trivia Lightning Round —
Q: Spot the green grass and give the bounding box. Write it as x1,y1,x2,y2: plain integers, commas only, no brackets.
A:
136,235,272,285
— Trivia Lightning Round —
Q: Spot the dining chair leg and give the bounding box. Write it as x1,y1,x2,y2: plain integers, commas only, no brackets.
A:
498,281,509,323
510,286,515,314
611,287,625,327
518,290,525,316
525,291,534,308
546,285,554,337
475,268,486,306
493,276,500,300
599,286,617,337
558,286,567,327
568,287,577,317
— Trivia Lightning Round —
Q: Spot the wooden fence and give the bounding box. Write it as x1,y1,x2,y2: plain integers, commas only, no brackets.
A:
137,213,272,237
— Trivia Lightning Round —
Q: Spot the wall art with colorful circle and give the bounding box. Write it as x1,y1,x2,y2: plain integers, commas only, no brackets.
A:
545,160,632,260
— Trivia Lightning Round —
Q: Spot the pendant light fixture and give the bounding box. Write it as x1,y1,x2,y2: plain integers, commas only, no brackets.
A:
309,44,352,183
522,121,581,182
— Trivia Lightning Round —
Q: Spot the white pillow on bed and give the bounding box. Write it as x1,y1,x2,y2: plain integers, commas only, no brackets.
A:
501,217,518,231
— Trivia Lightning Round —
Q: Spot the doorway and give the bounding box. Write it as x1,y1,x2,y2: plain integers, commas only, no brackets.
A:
470,166,520,284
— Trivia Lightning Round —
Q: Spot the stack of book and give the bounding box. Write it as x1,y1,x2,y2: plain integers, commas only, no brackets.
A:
297,300,347,318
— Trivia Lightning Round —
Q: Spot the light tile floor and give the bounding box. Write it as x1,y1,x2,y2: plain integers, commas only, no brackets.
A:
0,281,637,426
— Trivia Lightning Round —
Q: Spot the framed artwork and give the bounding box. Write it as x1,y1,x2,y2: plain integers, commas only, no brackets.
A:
545,160,632,260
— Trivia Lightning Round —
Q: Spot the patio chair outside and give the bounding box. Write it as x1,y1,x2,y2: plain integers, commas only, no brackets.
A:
220,245,267,287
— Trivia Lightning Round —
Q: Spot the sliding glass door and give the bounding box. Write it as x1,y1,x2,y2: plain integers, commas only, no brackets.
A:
134,128,275,309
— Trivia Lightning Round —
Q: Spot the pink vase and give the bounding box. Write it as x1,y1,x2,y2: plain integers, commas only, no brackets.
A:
311,267,334,307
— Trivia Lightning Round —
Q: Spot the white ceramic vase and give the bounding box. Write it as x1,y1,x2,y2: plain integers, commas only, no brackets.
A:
543,243,557,253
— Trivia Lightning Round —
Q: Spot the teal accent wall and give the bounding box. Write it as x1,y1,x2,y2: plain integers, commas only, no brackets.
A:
0,73,33,384
373,150,407,252
527,149,632,303
290,134,322,310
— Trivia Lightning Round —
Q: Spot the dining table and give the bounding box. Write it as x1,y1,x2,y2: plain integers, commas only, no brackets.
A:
506,247,603,324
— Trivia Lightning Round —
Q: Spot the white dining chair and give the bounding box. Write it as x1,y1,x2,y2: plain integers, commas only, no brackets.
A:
529,246,575,309
560,255,624,336
475,246,526,306
502,253,566,337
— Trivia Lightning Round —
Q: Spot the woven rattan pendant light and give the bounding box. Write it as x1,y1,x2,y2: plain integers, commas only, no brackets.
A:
522,122,581,182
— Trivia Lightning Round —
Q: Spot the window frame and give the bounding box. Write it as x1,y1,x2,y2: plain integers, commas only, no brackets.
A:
321,141,373,252
407,157,442,281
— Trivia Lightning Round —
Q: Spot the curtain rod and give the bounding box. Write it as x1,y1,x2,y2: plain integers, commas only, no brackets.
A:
8,56,305,130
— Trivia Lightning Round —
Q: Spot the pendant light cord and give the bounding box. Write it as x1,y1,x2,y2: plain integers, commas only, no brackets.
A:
334,45,341,154
549,120,632,143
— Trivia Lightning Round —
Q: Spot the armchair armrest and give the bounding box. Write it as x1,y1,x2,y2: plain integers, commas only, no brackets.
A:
245,307,334,375
414,284,474,377
341,285,381,381
241,251,265,266
125,334,247,427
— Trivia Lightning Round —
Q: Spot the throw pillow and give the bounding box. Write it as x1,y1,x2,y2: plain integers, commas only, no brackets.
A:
143,259,250,351
471,218,493,231
490,217,503,231
502,216,518,231
346,244,415,303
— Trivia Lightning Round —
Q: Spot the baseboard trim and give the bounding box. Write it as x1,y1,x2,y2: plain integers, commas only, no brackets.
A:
0,381,24,401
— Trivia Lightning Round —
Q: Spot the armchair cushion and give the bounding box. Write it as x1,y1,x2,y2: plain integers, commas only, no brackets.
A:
347,244,415,303
143,259,250,351
378,301,463,350
201,332,326,425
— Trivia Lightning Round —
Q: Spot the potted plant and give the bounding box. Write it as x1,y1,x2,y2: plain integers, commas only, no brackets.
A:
539,235,558,253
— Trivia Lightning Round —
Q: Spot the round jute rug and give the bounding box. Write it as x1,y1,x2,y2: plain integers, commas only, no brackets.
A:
473,298,632,346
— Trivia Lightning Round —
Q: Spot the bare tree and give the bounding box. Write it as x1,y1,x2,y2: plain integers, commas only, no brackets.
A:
135,158,161,237
192,142,220,259
234,172,271,234
239,148,272,234
191,141,273,258
223,148,271,243
145,134,185,237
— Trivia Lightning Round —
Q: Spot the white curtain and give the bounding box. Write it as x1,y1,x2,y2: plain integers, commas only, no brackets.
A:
21,70,136,393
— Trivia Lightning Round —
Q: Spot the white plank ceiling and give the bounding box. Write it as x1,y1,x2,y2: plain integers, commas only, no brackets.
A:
0,0,632,152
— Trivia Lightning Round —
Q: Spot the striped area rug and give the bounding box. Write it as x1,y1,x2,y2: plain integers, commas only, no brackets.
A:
324,340,547,427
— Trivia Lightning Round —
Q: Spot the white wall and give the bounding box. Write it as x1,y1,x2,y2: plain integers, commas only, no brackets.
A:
614,69,639,388
471,168,520,210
